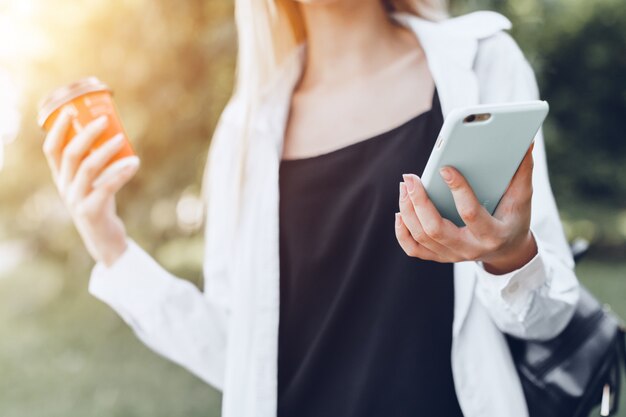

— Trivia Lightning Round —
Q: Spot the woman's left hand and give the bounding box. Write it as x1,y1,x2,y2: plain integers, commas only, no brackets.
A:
395,145,538,275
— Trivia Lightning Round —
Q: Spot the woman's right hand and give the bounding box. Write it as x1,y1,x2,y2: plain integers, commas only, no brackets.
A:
43,108,140,267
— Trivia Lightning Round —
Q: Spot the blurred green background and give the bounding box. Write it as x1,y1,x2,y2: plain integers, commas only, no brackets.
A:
0,0,624,416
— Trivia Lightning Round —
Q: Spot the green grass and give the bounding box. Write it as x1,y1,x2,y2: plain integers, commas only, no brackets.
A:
0,259,220,417
0,256,624,416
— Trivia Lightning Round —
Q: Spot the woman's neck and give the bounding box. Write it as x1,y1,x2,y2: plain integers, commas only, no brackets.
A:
298,0,419,91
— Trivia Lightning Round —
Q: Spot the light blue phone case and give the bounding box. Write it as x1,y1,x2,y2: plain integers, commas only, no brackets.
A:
421,100,549,227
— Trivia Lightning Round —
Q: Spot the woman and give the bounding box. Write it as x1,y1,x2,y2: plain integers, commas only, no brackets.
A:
42,0,579,416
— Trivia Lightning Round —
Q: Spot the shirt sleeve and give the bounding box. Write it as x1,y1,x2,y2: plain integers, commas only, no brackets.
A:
471,31,579,341
87,96,244,390
89,239,227,390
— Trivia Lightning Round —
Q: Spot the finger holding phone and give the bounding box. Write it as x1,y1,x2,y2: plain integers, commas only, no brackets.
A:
395,101,547,275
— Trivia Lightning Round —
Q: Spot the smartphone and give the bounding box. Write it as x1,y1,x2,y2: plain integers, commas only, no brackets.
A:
421,100,549,227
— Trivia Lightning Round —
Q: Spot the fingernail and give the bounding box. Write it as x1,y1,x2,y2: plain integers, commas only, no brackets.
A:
124,161,139,172
123,156,141,169
402,174,415,193
117,156,140,169
399,182,408,201
395,212,401,227
95,115,108,126
109,134,124,147
440,168,452,183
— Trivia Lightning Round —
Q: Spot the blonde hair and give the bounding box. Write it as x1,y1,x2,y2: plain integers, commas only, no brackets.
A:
204,0,448,215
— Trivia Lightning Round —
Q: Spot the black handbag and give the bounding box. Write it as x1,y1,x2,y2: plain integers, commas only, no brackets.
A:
505,244,626,417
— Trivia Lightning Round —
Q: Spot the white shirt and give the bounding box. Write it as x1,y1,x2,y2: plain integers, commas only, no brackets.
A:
89,11,579,417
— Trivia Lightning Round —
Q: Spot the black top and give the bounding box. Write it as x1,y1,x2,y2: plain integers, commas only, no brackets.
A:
277,89,464,417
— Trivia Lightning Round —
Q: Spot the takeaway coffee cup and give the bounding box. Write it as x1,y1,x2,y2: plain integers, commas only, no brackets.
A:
38,77,134,165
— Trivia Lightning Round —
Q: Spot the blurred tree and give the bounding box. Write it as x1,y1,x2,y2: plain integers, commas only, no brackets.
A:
451,0,626,205
0,1,236,279
541,3,626,203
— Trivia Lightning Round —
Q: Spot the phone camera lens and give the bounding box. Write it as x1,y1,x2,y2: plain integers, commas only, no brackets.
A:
464,114,477,123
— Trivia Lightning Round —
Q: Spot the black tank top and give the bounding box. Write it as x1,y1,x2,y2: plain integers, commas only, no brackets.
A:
277,89,464,417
